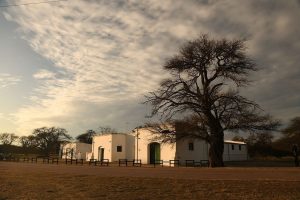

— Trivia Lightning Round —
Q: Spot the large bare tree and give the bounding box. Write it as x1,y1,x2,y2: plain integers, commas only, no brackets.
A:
145,35,279,167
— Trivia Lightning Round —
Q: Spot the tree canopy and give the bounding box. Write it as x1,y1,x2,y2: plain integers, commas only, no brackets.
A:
32,127,72,156
145,35,279,167
272,117,300,153
0,133,18,145
76,130,96,144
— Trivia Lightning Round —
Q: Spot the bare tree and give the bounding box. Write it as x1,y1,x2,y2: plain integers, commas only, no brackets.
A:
0,133,18,145
98,126,116,134
145,35,280,167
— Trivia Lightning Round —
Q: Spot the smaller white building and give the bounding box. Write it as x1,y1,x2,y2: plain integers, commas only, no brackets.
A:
223,140,248,161
89,133,135,162
60,142,92,160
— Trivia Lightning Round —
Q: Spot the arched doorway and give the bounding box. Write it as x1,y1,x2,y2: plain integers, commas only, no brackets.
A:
98,146,104,161
149,142,160,164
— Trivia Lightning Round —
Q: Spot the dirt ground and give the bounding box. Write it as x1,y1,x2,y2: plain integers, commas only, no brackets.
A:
1,162,300,200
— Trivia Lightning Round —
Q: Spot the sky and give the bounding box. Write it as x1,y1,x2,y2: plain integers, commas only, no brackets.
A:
0,0,300,138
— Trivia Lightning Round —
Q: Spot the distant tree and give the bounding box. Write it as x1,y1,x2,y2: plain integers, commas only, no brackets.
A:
19,135,38,155
256,132,273,145
76,130,96,144
232,135,246,142
273,117,300,154
282,117,300,139
246,132,274,157
98,126,116,134
145,34,280,167
32,127,72,156
0,133,18,145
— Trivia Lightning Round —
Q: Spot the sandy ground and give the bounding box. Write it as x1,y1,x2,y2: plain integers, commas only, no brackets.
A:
1,161,300,199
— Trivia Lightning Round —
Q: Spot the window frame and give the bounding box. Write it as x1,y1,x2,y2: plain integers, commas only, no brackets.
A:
117,145,122,152
188,142,194,151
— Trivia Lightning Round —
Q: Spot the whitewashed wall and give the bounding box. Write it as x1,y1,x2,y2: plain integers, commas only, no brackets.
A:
61,142,92,160
92,134,135,162
137,128,176,164
76,143,92,160
135,129,152,164
126,135,135,160
176,139,209,164
93,134,112,161
223,141,248,161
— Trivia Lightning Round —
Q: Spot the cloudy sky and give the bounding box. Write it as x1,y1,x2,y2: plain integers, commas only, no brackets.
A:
0,0,299,137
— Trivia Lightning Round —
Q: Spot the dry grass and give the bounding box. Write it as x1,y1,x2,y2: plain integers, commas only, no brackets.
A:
1,162,300,200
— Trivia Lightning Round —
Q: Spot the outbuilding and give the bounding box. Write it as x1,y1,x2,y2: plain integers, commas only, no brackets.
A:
89,133,135,162
60,142,92,160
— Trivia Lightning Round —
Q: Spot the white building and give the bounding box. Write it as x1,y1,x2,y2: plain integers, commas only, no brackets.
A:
88,133,135,162
60,142,92,160
223,140,248,161
134,128,247,164
87,128,248,164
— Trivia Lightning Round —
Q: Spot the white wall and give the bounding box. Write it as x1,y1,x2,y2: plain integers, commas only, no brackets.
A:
137,128,176,164
61,142,92,160
111,134,126,162
223,142,248,161
93,134,112,161
76,143,92,160
137,129,153,164
176,139,209,164
126,135,135,160
160,143,176,163
92,134,135,162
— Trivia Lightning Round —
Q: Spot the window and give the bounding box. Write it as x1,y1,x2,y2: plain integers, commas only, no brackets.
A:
117,146,122,152
239,145,242,151
188,142,194,151
231,144,235,150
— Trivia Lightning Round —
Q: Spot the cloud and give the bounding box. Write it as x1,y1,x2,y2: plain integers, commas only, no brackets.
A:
3,0,300,135
0,73,21,89
33,69,56,79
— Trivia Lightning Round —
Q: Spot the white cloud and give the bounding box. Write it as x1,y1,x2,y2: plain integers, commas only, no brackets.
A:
0,73,21,89
3,0,300,136
33,69,56,79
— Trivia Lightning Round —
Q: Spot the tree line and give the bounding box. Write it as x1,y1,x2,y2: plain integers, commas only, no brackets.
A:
233,117,300,158
0,126,116,158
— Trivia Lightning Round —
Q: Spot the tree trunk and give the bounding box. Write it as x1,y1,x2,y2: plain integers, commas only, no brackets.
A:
208,130,225,167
